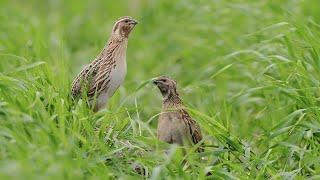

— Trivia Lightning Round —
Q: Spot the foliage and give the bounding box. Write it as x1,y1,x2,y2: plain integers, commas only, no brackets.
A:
0,0,320,179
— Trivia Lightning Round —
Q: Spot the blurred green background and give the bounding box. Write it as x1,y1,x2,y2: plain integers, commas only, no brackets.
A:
1,0,320,179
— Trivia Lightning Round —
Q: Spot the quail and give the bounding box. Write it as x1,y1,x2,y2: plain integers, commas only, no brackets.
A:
71,16,138,111
153,76,203,152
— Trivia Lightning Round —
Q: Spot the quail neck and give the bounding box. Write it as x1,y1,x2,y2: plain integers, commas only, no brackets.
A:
162,93,183,110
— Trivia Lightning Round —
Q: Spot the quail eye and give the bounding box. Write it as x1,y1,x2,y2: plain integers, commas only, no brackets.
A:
125,20,129,23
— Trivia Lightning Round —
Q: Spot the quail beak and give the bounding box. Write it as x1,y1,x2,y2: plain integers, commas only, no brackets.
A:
152,79,160,85
130,19,138,25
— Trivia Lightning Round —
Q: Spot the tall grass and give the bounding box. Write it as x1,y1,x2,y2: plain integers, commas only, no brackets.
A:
0,0,320,179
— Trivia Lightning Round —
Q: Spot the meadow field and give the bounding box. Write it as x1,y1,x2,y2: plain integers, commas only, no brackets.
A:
0,0,320,179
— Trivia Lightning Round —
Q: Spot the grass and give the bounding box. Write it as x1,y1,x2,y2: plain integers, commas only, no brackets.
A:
1,0,320,179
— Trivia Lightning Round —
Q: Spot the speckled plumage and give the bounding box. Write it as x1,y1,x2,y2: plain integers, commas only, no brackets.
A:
153,76,203,152
71,16,138,111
